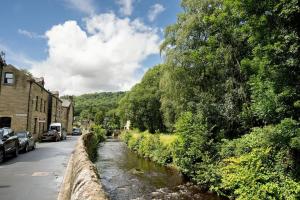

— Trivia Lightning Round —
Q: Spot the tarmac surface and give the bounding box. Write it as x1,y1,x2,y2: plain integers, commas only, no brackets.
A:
0,136,78,200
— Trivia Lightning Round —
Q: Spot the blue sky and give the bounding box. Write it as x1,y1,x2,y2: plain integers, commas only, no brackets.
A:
0,0,182,94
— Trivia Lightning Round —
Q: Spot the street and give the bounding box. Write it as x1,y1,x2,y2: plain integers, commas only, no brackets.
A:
0,136,78,200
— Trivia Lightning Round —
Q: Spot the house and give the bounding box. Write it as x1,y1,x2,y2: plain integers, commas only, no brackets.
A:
0,64,73,140
0,65,49,140
61,97,74,134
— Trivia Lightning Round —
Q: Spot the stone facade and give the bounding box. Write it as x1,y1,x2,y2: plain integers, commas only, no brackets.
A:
62,98,74,134
48,91,63,125
0,65,73,141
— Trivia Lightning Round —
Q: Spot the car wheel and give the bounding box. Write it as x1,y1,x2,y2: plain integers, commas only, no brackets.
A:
0,149,5,163
13,144,19,157
25,143,29,153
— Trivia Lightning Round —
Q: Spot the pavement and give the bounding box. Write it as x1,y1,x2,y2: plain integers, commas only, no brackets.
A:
0,136,78,200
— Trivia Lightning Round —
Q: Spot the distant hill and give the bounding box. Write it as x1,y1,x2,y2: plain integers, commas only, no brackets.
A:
73,92,126,117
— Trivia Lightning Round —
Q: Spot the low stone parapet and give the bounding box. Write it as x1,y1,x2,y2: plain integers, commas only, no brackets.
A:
58,133,108,200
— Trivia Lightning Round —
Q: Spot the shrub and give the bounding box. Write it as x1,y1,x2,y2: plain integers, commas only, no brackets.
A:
217,119,300,200
88,125,106,161
173,112,219,186
120,130,178,165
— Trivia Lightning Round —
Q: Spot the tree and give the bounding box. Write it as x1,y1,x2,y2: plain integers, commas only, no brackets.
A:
118,65,165,133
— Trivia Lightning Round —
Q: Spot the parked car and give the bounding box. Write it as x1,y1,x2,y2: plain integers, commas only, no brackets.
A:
49,123,66,140
41,130,60,142
72,128,82,136
0,128,19,163
16,131,36,152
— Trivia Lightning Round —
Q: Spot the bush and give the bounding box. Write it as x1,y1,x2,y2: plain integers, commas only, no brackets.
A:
88,125,106,161
91,125,106,143
120,130,178,165
173,112,219,187
217,119,300,200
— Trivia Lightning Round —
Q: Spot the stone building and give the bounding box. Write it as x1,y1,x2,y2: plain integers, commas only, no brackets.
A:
0,65,72,140
61,97,74,134
48,91,63,126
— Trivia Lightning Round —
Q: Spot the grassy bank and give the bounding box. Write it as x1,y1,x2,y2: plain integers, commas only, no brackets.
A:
120,130,178,166
120,119,300,200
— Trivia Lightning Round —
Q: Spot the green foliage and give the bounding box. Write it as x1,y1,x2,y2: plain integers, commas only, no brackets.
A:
173,112,219,186
75,92,125,131
118,65,165,133
120,131,177,165
87,125,106,161
91,124,106,143
218,119,300,199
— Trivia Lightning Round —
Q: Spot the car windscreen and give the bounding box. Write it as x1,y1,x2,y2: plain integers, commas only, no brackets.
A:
74,129,80,133
50,126,60,132
17,132,26,138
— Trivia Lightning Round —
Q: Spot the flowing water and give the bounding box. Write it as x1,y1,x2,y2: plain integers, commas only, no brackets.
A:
95,138,222,200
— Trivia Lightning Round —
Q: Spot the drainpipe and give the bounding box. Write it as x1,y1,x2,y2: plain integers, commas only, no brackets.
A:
26,80,33,130
0,64,3,94
0,52,6,95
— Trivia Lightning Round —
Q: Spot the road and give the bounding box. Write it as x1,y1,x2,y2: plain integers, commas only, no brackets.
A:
0,136,78,200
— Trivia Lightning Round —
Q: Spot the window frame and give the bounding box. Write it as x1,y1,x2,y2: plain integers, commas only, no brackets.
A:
3,72,14,85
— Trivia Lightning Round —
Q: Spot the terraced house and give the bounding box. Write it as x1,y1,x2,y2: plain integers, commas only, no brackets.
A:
0,64,72,140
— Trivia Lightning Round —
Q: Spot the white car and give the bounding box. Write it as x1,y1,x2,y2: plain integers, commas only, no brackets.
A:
49,123,66,140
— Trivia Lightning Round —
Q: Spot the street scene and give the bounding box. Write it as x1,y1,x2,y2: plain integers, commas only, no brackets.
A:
1,0,300,200
0,136,77,200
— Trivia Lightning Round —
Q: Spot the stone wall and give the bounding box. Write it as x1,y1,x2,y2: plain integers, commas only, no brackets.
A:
58,132,108,200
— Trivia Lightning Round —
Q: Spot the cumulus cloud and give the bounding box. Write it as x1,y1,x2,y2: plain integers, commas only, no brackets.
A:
64,0,95,15
30,13,161,95
116,0,134,16
148,4,165,22
18,29,45,39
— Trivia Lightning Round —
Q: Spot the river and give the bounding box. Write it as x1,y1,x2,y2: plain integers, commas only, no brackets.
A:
95,138,222,200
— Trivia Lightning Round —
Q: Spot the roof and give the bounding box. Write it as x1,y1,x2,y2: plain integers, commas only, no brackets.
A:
62,99,71,107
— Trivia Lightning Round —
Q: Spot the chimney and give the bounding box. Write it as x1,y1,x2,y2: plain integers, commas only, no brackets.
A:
34,77,45,86
51,91,59,98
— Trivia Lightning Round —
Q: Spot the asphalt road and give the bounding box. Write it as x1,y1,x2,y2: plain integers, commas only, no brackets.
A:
0,136,78,200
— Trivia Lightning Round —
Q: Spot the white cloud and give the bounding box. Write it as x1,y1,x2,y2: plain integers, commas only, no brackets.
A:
148,4,165,22
64,0,95,15
18,29,45,39
29,13,161,95
116,0,134,16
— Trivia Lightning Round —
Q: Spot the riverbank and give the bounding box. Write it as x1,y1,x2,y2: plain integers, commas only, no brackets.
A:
95,137,222,200
120,124,300,200
120,130,178,166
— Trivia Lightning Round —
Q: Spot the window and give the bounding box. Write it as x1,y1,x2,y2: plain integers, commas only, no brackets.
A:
36,96,39,111
4,72,14,84
40,98,43,112
44,100,47,113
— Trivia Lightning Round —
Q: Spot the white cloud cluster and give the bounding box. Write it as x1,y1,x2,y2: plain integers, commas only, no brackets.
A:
30,13,161,95
64,0,95,15
148,4,165,22
18,29,45,39
116,0,134,16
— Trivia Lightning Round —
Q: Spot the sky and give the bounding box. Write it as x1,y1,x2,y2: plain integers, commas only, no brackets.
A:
0,0,181,95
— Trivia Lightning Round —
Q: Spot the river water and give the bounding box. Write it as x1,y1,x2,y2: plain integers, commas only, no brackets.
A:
95,138,222,200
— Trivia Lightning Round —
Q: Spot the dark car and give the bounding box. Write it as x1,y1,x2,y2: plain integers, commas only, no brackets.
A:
41,130,60,142
72,128,82,136
0,128,19,163
16,131,36,152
